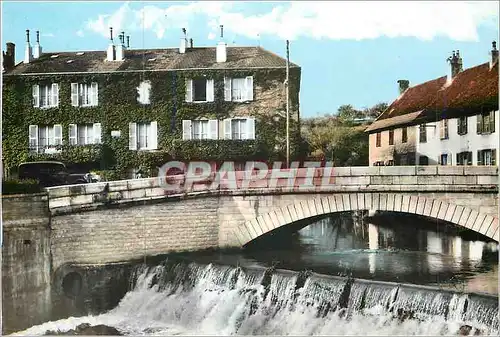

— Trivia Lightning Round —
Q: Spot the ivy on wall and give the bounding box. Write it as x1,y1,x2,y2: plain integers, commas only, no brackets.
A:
2,67,304,178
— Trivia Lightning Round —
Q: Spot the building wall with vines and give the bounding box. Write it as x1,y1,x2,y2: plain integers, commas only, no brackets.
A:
2,67,305,178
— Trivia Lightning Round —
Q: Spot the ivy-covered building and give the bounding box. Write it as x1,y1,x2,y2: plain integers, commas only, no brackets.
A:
2,29,302,179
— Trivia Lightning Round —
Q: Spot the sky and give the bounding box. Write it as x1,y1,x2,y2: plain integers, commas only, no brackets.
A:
2,1,499,118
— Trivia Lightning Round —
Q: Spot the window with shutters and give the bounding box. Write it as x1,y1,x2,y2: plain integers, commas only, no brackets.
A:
419,124,427,143
477,111,495,134
28,124,63,153
128,121,158,151
375,132,381,147
192,120,209,140
401,127,407,143
231,119,248,140
224,76,254,102
193,78,207,102
388,130,394,145
439,119,449,140
32,83,59,108
68,123,101,145
456,151,472,166
185,78,214,103
138,123,151,149
457,116,468,135
71,82,98,107
137,80,151,104
477,149,496,166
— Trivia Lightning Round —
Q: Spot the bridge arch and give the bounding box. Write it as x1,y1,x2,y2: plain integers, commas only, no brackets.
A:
233,192,499,245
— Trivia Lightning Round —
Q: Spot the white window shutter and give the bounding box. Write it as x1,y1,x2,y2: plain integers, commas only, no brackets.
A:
29,125,39,150
185,79,193,102
206,79,214,102
71,83,79,106
129,122,137,150
245,76,254,101
246,118,255,140
32,85,40,107
224,77,232,101
223,118,232,139
51,83,59,107
91,82,98,106
93,123,102,144
182,120,192,140
69,124,77,145
149,121,158,150
209,120,218,139
54,124,63,145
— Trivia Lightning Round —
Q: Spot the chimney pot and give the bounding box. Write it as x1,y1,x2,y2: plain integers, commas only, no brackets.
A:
26,29,30,43
3,42,16,70
220,25,224,39
449,50,463,79
36,31,40,43
190,38,193,48
24,30,33,63
491,40,499,67
126,36,130,48
397,80,410,95
109,27,113,41
180,29,187,54
33,30,42,59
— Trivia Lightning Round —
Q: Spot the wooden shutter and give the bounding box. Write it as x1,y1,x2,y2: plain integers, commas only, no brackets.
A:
71,83,79,106
93,123,102,144
69,124,77,145
246,117,255,140
51,83,59,107
29,125,39,151
32,85,40,107
129,122,137,150
209,120,218,139
91,82,98,106
206,79,214,102
224,77,232,101
223,118,232,139
149,121,158,150
182,120,192,140
54,124,63,145
245,76,254,101
476,114,482,134
185,79,193,102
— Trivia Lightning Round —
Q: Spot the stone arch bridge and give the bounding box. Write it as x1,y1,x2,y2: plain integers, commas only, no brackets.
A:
43,166,498,270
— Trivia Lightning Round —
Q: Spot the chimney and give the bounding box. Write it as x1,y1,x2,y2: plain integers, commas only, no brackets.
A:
447,50,463,79
179,28,187,54
24,29,33,64
190,38,193,49
33,30,42,59
491,41,498,68
397,80,410,95
115,31,125,61
3,43,15,70
216,25,227,63
126,36,130,48
106,27,115,61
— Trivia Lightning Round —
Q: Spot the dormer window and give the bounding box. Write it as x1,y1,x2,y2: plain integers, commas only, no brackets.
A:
32,84,59,108
71,82,98,107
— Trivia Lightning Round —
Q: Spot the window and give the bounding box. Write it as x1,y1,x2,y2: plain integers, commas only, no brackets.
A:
192,120,209,140
439,119,449,140
128,121,158,150
439,154,449,165
399,154,408,166
137,80,151,104
477,111,496,134
457,116,468,135
28,124,62,153
182,120,218,140
388,130,394,145
185,78,214,103
374,161,384,166
386,160,394,166
419,124,427,143
68,123,101,145
225,118,255,140
224,76,254,102
418,156,429,166
402,127,407,143
376,132,381,147
456,152,472,166
32,84,59,108
477,149,497,166
71,82,98,107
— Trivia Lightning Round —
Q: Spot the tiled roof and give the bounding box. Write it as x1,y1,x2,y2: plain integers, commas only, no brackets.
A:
4,46,299,75
368,61,499,132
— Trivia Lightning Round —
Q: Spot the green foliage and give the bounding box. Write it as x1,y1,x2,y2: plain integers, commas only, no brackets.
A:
2,179,42,195
2,68,302,177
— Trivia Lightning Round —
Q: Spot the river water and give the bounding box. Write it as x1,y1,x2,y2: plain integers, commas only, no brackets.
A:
11,213,499,336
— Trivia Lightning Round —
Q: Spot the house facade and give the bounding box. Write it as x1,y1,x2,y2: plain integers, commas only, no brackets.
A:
366,43,499,167
2,28,302,178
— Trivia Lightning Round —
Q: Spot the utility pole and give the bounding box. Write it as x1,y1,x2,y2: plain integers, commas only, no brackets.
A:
286,40,290,169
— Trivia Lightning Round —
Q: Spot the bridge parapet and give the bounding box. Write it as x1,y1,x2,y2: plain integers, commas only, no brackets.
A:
45,166,498,215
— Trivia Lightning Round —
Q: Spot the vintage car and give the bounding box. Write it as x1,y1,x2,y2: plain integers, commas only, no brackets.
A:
17,161,100,187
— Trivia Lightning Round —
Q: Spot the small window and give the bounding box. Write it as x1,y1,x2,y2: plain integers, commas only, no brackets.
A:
477,111,495,134
71,82,98,107
456,152,472,166
419,125,427,143
376,132,381,147
77,124,94,145
439,119,449,140
231,119,248,140
192,120,209,140
477,149,496,166
457,116,468,135
418,156,429,166
193,78,207,102
401,127,407,143
439,154,449,165
388,130,394,145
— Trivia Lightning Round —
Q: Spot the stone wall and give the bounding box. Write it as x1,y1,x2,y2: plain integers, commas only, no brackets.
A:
1,194,52,335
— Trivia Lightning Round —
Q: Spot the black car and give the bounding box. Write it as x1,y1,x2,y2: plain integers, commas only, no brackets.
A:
18,161,99,188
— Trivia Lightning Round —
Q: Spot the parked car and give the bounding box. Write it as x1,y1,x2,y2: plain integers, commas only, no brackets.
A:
17,161,100,188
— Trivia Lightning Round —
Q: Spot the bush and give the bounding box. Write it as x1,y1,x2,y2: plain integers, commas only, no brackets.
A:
2,179,42,195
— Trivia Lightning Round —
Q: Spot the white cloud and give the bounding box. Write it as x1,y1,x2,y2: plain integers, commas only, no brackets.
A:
207,32,216,40
76,30,84,37
84,1,499,42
